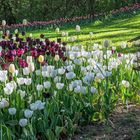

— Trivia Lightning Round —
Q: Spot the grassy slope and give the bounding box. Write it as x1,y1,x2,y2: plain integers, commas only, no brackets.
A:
29,12,140,52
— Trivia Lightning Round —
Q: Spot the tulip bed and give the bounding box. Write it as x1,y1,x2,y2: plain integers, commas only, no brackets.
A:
0,26,140,140
27,10,140,54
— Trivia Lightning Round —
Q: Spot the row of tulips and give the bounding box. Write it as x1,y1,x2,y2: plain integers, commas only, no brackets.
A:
0,32,67,72
0,31,140,139
1,3,140,32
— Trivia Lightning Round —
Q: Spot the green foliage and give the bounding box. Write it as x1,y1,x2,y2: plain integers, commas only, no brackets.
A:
0,0,140,23
0,125,12,140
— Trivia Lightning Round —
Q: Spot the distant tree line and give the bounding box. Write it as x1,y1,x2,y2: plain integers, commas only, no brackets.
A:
0,0,139,24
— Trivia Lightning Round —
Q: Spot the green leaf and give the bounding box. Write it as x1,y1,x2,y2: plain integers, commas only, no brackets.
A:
46,129,56,140
5,120,18,126
0,125,12,140
55,126,63,138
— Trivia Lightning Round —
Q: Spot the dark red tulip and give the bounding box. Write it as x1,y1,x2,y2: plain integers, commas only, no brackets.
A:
1,64,9,70
19,59,28,68
16,48,24,57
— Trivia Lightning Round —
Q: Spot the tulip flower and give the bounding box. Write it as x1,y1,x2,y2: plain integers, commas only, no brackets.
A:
2,20,6,26
28,62,35,73
15,29,18,34
23,19,27,25
26,56,33,64
8,108,17,115
76,25,81,32
103,40,110,48
54,55,60,61
38,55,44,63
19,119,28,127
8,64,16,74
55,27,60,33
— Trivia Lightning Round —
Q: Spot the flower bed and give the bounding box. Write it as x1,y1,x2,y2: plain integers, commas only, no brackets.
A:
1,3,140,32
0,29,140,139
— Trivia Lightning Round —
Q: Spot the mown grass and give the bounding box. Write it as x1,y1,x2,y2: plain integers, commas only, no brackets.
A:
28,12,140,52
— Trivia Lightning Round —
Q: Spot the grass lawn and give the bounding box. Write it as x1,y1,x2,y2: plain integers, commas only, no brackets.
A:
28,12,140,52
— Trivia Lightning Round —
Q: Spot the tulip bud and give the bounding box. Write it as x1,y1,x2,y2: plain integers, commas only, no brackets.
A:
112,46,116,50
23,19,27,25
19,119,28,127
76,25,80,32
38,55,44,63
15,29,18,34
2,20,6,26
9,64,16,74
0,99,9,108
65,32,69,37
89,32,93,37
120,41,127,49
0,31,3,35
61,32,66,37
26,56,33,64
29,33,33,37
55,27,60,33
28,62,35,73
6,30,10,36
54,55,60,61
127,42,132,48
103,40,110,48
8,108,17,115
122,80,130,88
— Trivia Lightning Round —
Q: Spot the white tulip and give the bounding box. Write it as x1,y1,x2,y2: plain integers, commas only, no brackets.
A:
6,30,10,36
8,108,16,115
55,27,60,33
54,76,61,83
14,29,18,34
61,32,66,37
56,83,64,89
65,32,69,37
26,56,33,64
42,71,50,77
37,84,43,91
25,78,32,85
28,62,35,73
23,67,30,75
89,32,93,37
17,78,25,85
90,87,97,94
2,20,6,26
18,90,26,98
74,86,81,93
4,86,13,95
66,72,76,80
35,70,41,76
0,102,5,108
35,100,45,110
23,19,27,25
0,99,9,108
30,103,37,111
43,81,51,89
122,80,130,88
19,119,28,127
24,109,33,118
29,33,33,37
4,81,16,95
80,86,87,94
0,70,8,82
58,68,65,75
76,25,80,32
121,42,127,49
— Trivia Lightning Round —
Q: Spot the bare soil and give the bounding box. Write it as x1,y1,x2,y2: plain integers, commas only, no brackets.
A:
70,105,140,140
